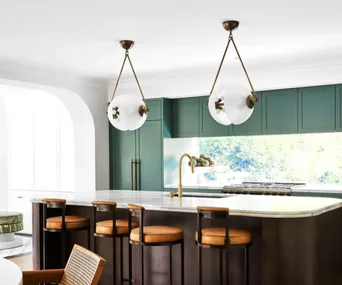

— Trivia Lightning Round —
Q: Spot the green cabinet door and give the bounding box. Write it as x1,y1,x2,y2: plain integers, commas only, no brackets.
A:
230,92,262,136
111,127,136,190
262,89,298,134
146,99,162,121
199,96,229,137
337,85,342,131
298,85,336,133
138,121,163,190
172,98,200,138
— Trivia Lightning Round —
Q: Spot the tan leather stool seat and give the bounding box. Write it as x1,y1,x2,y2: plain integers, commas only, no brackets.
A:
46,216,90,230
130,226,183,243
195,227,251,246
96,220,139,235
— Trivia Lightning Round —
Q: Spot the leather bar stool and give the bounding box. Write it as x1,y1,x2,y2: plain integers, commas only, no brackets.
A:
195,206,252,285
42,198,91,269
127,204,184,285
92,201,138,285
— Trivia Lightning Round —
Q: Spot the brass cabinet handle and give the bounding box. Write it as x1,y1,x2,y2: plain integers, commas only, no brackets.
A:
130,159,134,190
136,159,140,191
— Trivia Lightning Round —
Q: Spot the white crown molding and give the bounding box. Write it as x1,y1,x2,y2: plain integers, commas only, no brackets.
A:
107,60,342,100
0,60,108,90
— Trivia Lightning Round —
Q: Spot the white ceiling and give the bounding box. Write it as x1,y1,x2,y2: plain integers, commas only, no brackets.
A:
1,0,342,96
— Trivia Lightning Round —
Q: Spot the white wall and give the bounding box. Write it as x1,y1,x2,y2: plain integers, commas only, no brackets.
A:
0,67,109,192
0,94,9,210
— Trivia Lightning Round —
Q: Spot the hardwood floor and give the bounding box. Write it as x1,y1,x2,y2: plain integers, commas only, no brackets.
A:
8,254,33,271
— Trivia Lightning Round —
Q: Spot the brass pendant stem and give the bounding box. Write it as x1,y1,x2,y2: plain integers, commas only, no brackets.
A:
208,37,232,100
230,38,257,102
126,54,149,112
110,54,127,101
109,40,149,113
207,21,258,109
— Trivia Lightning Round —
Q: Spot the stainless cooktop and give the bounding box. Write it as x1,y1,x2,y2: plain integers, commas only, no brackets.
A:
223,182,306,195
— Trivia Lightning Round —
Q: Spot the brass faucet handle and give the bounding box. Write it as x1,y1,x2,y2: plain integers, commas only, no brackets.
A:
169,192,175,198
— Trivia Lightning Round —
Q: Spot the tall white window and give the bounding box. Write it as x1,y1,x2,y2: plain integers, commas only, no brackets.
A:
6,86,74,191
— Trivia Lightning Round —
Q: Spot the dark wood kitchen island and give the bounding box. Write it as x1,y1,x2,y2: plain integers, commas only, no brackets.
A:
31,190,342,285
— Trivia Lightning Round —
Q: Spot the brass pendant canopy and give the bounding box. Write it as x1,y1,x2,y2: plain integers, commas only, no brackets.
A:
120,40,134,50
222,20,239,32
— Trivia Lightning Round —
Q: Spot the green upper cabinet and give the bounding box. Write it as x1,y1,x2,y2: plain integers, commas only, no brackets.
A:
230,92,262,136
110,98,169,191
336,85,342,131
262,88,298,134
298,85,336,133
110,127,136,190
199,96,229,137
138,121,163,190
172,97,200,138
146,99,162,121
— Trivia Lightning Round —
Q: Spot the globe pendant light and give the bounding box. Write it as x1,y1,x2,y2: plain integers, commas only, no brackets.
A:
107,40,149,131
208,21,258,125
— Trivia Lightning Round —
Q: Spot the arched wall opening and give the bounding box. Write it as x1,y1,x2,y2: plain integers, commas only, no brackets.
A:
0,78,96,195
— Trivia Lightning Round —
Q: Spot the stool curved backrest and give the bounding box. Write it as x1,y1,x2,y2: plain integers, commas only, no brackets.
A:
59,244,105,285
127,204,145,243
196,206,230,246
23,244,105,285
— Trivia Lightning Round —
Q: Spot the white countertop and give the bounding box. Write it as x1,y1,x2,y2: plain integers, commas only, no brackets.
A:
0,258,22,285
30,190,342,218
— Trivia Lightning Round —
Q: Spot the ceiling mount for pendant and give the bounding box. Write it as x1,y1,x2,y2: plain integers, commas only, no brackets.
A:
222,20,239,32
120,40,134,50
207,20,258,126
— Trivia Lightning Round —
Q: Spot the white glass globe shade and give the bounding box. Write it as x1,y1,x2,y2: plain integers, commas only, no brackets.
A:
107,95,148,131
223,84,254,125
208,85,232,126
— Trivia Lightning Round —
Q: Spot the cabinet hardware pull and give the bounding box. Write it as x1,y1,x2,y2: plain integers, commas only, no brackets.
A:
135,159,140,191
130,159,134,190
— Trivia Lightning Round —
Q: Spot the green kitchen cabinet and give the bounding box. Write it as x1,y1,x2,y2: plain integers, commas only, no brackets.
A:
110,127,136,190
172,98,200,138
262,88,298,134
337,85,342,131
138,121,163,190
230,92,262,136
298,85,336,133
199,96,229,137
146,99,162,121
110,98,168,191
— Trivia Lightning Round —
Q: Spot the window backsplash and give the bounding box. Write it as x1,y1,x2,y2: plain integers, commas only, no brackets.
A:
164,133,342,186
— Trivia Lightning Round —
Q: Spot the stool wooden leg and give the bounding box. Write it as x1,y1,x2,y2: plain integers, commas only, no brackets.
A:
169,245,173,285
62,230,66,267
225,246,229,285
181,240,184,285
113,235,116,285
87,228,91,250
128,242,132,285
198,246,202,285
140,246,144,285
245,245,249,285
43,230,47,269
220,249,223,285
120,237,123,285
93,235,96,254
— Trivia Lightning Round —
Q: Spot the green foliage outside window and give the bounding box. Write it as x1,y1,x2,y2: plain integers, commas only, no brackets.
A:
198,133,342,184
